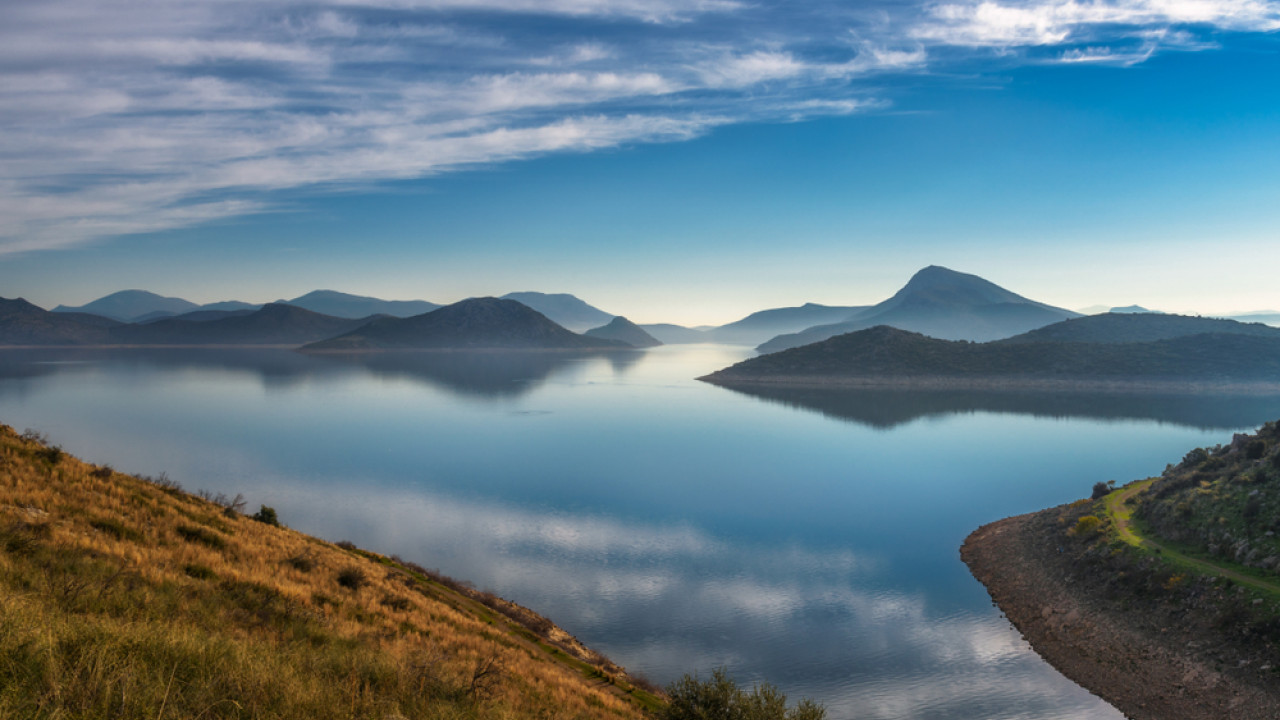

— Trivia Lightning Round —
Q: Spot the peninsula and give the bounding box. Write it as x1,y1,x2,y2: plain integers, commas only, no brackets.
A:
963,422,1280,719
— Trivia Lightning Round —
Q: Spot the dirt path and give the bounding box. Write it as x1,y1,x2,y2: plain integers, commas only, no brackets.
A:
1105,481,1280,595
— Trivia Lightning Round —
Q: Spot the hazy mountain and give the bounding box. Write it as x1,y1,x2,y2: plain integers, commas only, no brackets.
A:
53,290,200,322
1,297,118,345
584,317,662,348
303,297,628,351
1110,305,1158,314
138,309,258,324
705,303,867,345
281,290,439,319
1225,311,1280,327
999,313,1280,345
500,292,613,332
706,325,1280,387
639,324,708,344
109,303,374,345
757,266,1080,352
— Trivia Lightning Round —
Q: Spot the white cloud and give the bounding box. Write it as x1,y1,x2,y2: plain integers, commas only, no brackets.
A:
1,0,1274,254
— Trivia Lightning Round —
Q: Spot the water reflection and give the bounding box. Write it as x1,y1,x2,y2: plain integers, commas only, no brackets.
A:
270,481,1117,720
714,384,1280,430
0,347,638,400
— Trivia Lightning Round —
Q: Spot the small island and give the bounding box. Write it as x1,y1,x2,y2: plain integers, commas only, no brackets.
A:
963,422,1280,719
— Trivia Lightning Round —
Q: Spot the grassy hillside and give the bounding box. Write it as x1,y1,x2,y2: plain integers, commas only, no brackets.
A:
0,424,660,719
1136,421,1280,575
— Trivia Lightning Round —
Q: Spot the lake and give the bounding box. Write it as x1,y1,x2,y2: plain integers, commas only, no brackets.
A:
4,345,1278,719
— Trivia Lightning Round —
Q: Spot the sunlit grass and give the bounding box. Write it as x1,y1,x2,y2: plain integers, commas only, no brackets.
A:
0,424,658,719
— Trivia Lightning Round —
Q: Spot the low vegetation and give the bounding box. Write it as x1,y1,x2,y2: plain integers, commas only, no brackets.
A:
0,423,662,719
1040,423,1280,665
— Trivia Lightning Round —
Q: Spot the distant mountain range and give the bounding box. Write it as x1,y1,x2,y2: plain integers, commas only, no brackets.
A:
757,266,1080,353
109,304,376,345
301,297,629,351
1,297,118,345
53,290,205,322
703,313,1280,391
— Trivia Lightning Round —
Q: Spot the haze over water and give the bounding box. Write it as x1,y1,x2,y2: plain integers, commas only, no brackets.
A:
5,345,1278,719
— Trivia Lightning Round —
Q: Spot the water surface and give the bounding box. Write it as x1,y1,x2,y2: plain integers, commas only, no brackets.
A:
4,345,1275,719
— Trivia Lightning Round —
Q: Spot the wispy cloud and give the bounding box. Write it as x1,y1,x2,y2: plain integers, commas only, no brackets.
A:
1,0,1275,253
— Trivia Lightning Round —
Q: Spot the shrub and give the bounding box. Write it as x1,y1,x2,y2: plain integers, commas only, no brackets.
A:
662,668,825,720
251,505,280,526
1069,515,1102,538
89,517,144,543
336,566,367,590
1091,481,1112,500
1246,440,1266,460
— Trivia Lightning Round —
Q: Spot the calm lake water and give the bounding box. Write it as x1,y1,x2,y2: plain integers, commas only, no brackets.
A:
5,345,1279,719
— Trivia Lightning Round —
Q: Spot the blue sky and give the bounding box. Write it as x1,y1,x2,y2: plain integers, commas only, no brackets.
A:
2,0,1278,325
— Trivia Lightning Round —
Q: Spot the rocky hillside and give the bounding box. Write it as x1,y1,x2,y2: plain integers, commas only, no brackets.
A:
1137,421,1280,574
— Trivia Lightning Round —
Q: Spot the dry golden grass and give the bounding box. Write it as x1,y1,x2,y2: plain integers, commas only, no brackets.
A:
0,424,661,719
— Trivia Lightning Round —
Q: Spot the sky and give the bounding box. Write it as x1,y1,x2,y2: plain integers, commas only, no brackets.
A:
2,0,1278,325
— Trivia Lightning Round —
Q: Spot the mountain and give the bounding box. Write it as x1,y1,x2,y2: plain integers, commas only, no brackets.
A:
53,290,200,322
500,292,614,332
639,324,709,344
1,297,120,345
999,313,1280,345
705,303,867,346
138,308,258,324
584,317,662,348
302,297,629,351
108,303,374,345
1226,311,1280,327
281,290,439,319
757,266,1080,353
1110,304,1158,314
704,324,1280,389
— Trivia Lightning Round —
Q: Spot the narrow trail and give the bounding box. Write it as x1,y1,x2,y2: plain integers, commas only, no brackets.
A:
1105,480,1280,595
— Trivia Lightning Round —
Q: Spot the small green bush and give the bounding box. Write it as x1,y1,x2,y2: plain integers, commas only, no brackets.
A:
1070,515,1102,538
252,505,280,526
662,668,825,720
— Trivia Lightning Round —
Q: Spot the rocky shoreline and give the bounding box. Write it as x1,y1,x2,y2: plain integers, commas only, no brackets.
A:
962,509,1280,720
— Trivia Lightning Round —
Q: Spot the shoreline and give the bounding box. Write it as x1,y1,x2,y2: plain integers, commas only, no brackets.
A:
700,373,1280,395
962,509,1280,720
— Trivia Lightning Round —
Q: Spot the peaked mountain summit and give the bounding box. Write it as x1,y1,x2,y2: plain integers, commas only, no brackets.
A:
757,266,1079,352
302,297,628,351
584,317,662,348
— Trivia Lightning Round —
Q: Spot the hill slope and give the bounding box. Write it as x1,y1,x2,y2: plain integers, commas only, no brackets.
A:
282,290,439,319
706,303,866,346
584,317,662,348
500,292,613,333
0,297,117,345
704,325,1280,390
758,266,1079,352
108,304,374,345
0,424,659,719
303,297,628,351
1000,312,1280,345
